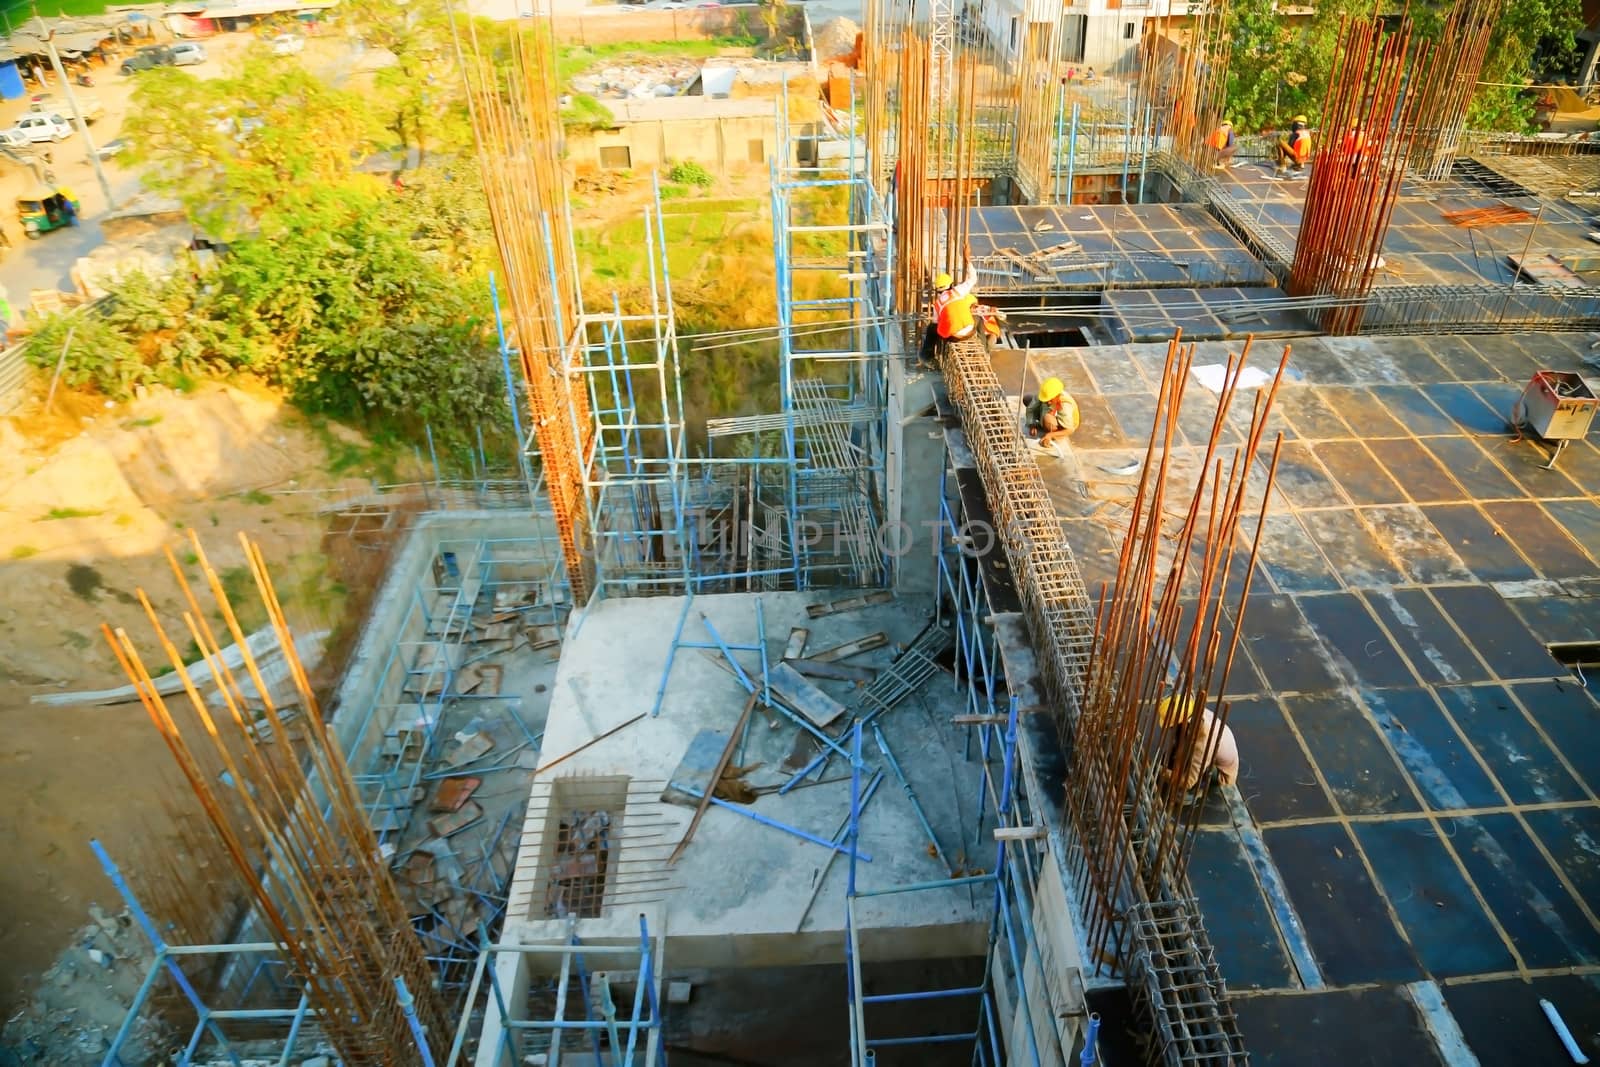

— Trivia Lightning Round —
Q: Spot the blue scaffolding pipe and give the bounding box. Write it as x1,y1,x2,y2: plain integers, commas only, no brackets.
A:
872,724,952,876
394,976,437,1067
651,594,694,717
861,985,984,1004
92,839,244,1067
676,785,871,861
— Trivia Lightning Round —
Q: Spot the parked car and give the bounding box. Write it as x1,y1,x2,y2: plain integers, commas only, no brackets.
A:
171,42,208,66
269,34,305,55
121,45,176,74
95,138,127,159
11,113,73,144
0,129,30,150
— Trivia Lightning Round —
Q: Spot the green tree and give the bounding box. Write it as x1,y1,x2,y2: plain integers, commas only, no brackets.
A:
122,59,378,234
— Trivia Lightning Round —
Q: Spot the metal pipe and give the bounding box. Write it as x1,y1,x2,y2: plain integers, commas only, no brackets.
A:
676,785,872,861
1541,999,1591,1065
1079,1012,1101,1066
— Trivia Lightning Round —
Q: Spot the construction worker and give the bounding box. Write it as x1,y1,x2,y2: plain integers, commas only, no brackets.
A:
918,259,979,365
1207,119,1236,170
1341,123,1369,176
1271,115,1312,179
1025,377,1079,457
1158,695,1239,796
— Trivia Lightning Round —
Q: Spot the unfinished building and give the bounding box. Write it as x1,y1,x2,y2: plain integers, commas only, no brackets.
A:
71,0,1600,1065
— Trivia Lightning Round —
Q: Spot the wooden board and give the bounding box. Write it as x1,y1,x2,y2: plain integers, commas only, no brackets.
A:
766,661,847,728
806,632,888,663
1508,252,1588,289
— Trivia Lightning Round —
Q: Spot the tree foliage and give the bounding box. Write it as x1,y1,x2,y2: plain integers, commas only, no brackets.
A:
1221,0,1585,134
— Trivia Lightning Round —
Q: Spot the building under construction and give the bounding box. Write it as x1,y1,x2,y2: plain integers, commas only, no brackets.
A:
74,0,1600,1064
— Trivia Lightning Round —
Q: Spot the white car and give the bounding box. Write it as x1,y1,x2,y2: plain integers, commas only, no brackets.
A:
12,113,73,143
270,34,305,55
171,42,207,65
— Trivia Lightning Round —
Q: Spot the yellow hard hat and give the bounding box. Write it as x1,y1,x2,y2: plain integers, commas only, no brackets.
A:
1038,377,1064,402
1293,114,1309,124
1157,694,1197,728
1219,119,1232,127
934,272,953,289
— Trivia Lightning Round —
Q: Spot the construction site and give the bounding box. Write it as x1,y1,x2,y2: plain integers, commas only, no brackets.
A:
21,0,1600,1062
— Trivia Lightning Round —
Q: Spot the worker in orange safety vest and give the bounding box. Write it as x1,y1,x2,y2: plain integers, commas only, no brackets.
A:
918,259,979,365
1271,115,1312,179
1207,120,1236,170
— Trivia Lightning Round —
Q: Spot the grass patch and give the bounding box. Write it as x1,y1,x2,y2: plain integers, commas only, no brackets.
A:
114,513,135,527
121,415,163,429
241,489,274,505
9,545,38,560
305,417,404,482
40,507,103,521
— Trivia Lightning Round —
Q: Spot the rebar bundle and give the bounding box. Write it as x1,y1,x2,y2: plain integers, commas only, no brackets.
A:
1407,0,1502,181
1065,335,1288,971
1288,16,1437,334
1140,0,1232,170
103,532,448,1065
459,18,595,602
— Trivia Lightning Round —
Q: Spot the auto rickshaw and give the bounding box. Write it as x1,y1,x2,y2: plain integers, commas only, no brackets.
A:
18,184,79,238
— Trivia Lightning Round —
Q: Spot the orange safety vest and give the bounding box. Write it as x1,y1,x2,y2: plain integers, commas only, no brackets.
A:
937,293,978,339
1289,129,1312,163
1207,126,1233,150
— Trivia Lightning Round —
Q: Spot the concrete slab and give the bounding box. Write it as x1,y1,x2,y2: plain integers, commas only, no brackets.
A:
499,590,988,971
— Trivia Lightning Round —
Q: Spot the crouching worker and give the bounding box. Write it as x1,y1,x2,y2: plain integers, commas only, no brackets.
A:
918,260,980,366
1158,695,1239,800
1025,376,1079,457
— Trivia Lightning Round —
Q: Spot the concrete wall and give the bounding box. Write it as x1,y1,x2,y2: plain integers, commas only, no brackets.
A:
551,8,758,45
571,113,779,175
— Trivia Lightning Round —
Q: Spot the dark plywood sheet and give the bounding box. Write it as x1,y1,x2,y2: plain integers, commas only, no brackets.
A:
1523,805,1600,907
1237,594,1345,693
1490,436,1588,498
1283,690,1421,815
1481,500,1599,581
1264,441,1349,508
1362,687,1504,810
1313,439,1409,505
1510,593,1600,644
1355,819,1516,978
1422,435,1526,500
1256,513,1342,594
1421,504,1536,583
1435,684,1588,804
1451,812,1600,970
1082,351,1151,395
1421,336,1503,382
1367,384,1460,436
1318,387,1411,438
1188,829,1298,990
1228,695,1334,822
1232,988,1446,1067
1297,508,1407,587
1175,599,1264,696
1362,588,1493,685
1367,437,1468,503
1545,498,1600,550
1430,584,1561,681
1276,387,1353,439
1102,391,1159,444
1059,519,1121,591
1442,975,1600,1067
1295,592,1416,688
1357,505,1473,585
1263,822,1420,985
1427,382,1511,435
1510,679,1600,795
1069,394,1132,450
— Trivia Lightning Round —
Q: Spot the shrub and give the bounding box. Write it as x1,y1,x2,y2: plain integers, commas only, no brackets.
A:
667,160,714,188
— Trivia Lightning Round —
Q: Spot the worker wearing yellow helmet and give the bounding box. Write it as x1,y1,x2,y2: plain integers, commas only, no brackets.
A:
918,258,979,365
1024,376,1079,458
1271,115,1313,179
1157,694,1239,795
1207,119,1236,170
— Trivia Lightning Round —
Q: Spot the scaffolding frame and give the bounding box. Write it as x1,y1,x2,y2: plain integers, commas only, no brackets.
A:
448,916,668,1067
836,428,1092,1065
766,81,894,589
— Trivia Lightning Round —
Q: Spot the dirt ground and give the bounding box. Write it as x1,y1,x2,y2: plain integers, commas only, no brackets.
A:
0,382,388,1016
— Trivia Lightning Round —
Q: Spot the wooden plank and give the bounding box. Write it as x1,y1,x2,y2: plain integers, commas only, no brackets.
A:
766,661,847,728
805,631,889,663
667,691,758,865
784,658,876,683
806,590,894,618
784,627,810,659
993,825,1047,841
